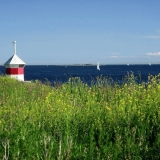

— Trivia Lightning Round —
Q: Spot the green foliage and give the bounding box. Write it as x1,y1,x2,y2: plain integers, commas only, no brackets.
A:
0,74,160,159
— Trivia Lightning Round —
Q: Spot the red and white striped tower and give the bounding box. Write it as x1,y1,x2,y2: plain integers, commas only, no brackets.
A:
4,41,25,81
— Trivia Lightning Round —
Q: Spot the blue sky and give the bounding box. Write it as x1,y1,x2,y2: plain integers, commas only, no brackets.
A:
1,0,160,65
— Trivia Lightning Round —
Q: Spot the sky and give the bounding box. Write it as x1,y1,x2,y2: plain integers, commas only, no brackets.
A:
1,0,160,65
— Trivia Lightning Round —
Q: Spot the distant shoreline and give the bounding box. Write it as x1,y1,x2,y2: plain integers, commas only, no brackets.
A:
0,63,160,66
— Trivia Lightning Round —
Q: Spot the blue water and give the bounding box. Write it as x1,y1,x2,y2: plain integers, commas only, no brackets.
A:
0,64,160,84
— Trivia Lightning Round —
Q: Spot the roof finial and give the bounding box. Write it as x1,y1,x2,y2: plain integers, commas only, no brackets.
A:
13,41,16,55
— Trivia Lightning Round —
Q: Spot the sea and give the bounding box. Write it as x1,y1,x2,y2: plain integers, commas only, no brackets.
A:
0,64,160,85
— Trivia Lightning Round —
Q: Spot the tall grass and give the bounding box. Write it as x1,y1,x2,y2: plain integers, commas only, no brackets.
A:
0,74,160,159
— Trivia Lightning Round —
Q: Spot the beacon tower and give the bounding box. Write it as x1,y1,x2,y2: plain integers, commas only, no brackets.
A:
4,41,25,81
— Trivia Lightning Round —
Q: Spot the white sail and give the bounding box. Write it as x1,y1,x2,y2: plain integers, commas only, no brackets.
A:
97,62,100,70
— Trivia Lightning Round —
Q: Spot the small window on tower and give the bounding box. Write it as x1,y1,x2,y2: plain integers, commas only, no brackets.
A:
19,65,24,68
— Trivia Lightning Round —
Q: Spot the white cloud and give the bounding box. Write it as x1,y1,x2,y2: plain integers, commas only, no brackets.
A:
144,35,160,39
146,52,160,56
100,55,138,59
110,55,118,58
111,53,120,55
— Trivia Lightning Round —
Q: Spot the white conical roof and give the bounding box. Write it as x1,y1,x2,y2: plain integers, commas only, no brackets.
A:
4,54,25,65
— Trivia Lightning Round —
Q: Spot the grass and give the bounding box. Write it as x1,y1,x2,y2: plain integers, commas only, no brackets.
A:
0,73,160,159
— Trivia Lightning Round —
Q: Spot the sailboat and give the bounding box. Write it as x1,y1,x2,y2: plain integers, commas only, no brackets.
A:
97,62,100,70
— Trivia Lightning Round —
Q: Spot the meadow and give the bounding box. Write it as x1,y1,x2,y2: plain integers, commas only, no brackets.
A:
0,73,160,159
